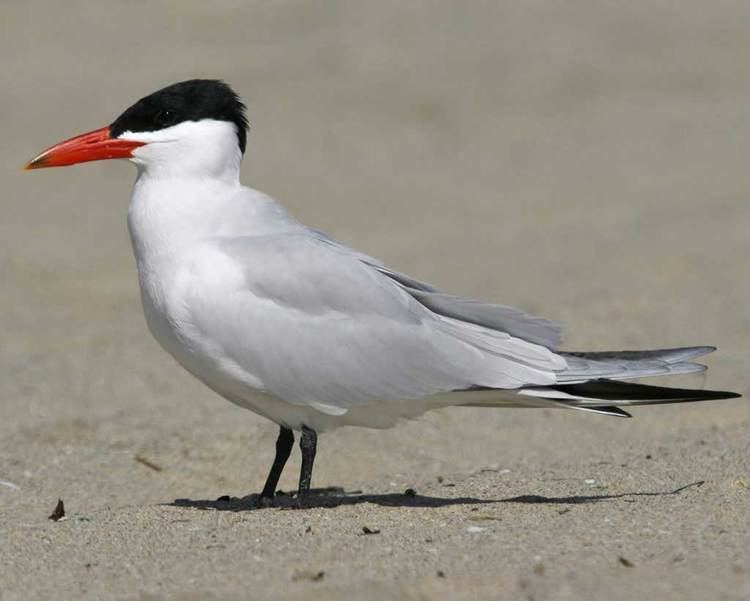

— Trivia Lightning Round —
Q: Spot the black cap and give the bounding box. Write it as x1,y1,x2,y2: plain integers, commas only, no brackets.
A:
109,79,249,153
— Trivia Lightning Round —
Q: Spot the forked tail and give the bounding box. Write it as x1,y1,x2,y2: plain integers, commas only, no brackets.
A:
468,346,741,417
518,379,740,417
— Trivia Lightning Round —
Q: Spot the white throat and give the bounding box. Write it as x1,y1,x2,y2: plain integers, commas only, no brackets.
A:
120,119,243,183
123,120,250,272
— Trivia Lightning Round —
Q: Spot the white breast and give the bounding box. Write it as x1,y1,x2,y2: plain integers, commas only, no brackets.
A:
126,172,309,423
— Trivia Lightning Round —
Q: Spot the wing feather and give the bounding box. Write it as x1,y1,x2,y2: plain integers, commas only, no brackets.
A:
178,234,563,412
311,228,563,350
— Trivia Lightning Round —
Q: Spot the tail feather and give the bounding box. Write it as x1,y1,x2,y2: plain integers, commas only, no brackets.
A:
562,346,716,364
457,346,740,417
558,346,715,383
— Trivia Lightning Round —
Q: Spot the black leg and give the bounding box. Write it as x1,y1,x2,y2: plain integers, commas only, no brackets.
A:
258,427,294,504
297,425,317,502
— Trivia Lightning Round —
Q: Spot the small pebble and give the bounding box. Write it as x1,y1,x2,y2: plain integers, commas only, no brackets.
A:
361,526,381,535
292,570,325,582
48,499,66,522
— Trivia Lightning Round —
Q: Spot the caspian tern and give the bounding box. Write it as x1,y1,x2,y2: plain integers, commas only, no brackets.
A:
26,80,740,506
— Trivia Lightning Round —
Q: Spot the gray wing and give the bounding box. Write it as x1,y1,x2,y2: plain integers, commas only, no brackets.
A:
310,229,562,350
182,233,565,415
378,272,562,350
309,229,715,384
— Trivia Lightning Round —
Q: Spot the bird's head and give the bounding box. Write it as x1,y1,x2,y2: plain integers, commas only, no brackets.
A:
25,79,249,178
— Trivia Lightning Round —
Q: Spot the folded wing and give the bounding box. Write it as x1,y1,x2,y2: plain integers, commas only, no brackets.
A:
181,233,565,414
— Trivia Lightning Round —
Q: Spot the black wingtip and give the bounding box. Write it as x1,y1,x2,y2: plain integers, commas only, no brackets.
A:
715,391,742,400
554,380,742,405
591,406,633,418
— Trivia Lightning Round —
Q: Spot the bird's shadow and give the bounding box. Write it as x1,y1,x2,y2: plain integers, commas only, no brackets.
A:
167,480,705,512
501,479,704,505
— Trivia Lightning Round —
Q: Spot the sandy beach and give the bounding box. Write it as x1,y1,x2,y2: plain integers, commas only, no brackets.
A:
1,2,748,599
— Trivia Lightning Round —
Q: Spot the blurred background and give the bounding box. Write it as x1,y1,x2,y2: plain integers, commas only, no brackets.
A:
1,2,748,598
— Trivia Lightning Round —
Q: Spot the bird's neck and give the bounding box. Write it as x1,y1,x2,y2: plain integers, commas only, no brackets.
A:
127,173,239,264
132,153,241,183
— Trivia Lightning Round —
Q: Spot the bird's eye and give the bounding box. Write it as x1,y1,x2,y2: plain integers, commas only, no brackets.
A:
156,109,178,127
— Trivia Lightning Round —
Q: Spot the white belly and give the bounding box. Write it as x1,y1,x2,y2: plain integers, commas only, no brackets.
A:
134,253,342,430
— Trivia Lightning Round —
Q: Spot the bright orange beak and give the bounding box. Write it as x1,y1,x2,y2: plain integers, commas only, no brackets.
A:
24,126,145,170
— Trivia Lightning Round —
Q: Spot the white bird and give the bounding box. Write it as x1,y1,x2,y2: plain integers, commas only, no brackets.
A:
26,80,739,506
